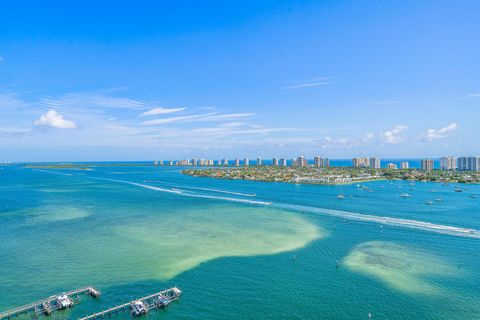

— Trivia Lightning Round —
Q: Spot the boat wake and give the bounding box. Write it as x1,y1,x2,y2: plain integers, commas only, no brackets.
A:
32,169,73,176
166,185,256,197
92,177,480,239
274,203,480,239
94,178,270,205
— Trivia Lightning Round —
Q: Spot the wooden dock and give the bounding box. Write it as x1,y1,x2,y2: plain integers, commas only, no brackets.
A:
0,286,101,320
78,287,181,320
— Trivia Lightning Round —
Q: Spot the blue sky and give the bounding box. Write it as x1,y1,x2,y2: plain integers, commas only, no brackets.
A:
0,0,479,161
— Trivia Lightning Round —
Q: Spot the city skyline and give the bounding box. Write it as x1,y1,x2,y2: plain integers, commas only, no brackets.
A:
1,1,480,161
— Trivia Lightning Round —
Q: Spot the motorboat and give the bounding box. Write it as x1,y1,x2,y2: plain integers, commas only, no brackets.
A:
400,193,411,198
56,295,73,309
131,301,148,317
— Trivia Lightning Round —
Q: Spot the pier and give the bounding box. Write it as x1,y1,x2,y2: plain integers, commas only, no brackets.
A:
78,287,181,320
0,286,101,320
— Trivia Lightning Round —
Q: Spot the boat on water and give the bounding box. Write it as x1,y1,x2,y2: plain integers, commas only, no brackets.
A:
471,195,479,199
425,200,434,205
56,295,73,309
434,198,443,202
131,301,148,317
400,193,411,198
454,187,463,192
337,194,345,199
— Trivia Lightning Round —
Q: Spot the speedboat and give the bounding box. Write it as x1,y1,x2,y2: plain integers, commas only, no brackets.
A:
425,200,434,205
434,198,443,202
337,194,345,199
400,193,411,198
454,188,463,192
471,195,479,199
131,301,148,317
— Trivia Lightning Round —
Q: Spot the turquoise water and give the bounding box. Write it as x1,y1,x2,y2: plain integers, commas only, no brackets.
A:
0,165,479,319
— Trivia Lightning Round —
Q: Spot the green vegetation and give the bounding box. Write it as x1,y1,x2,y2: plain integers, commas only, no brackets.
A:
183,166,480,185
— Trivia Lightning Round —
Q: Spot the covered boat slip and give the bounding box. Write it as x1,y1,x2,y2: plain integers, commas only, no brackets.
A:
78,287,181,320
0,286,101,319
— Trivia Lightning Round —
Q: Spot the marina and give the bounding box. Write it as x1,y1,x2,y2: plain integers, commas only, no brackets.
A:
0,287,100,320
78,287,181,320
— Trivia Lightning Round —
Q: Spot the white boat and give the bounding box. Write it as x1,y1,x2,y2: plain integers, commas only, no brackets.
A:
471,195,479,199
434,198,443,202
56,295,73,309
400,193,411,198
131,301,148,317
337,194,345,199
425,200,434,205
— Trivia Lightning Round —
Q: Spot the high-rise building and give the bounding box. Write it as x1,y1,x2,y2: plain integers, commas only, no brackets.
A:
222,159,229,166
280,158,287,167
387,163,398,169
234,159,240,166
314,156,329,167
291,158,297,167
352,157,369,167
421,159,434,171
257,157,262,166
369,157,381,169
440,157,457,170
400,161,409,169
297,156,307,167
272,158,279,166
244,158,249,166
457,156,480,171
191,158,197,166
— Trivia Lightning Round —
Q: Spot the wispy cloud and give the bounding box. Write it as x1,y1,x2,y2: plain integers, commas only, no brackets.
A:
34,110,77,129
40,92,149,111
140,112,254,126
458,92,480,100
422,122,458,141
140,107,187,116
382,125,408,144
282,77,333,89
0,127,30,137
140,113,217,126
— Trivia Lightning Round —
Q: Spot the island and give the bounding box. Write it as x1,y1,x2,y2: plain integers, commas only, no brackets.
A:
182,166,480,185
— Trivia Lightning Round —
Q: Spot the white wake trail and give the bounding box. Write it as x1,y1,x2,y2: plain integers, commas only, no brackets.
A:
275,203,480,239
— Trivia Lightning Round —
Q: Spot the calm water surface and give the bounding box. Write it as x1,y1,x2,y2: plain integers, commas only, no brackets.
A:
0,165,479,319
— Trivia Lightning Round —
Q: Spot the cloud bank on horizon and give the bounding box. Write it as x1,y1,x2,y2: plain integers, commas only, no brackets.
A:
0,1,479,161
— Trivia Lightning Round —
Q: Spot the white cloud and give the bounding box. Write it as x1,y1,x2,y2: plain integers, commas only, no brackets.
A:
40,92,148,111
140,113,217,126
424,123,458,141
382,125,408,144
140,112,254,126
282,77,333,89
34,110,77,129
140,107,187,116
458,92,480,100
363,132,375,142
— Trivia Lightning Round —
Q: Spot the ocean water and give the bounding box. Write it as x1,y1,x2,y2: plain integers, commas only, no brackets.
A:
0,165,479,319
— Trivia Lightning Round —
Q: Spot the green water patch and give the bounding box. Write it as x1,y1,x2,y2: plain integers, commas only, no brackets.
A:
32,205,91,222
112,205,323,280
1,205,322,296
343,241,458,295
